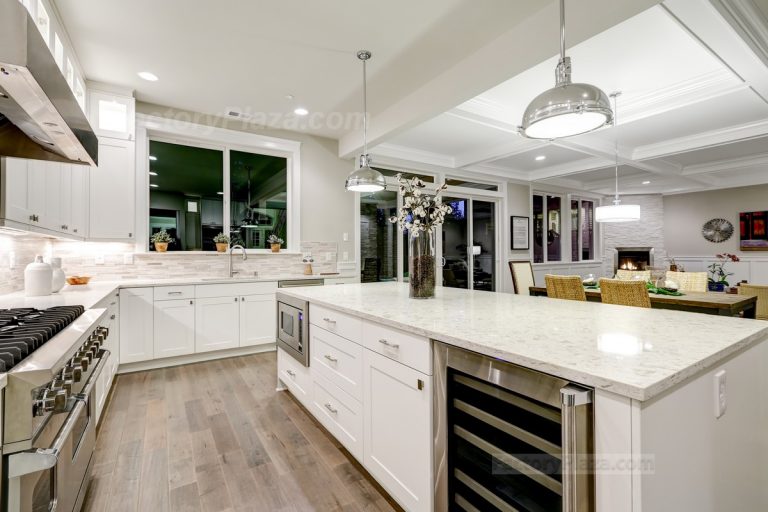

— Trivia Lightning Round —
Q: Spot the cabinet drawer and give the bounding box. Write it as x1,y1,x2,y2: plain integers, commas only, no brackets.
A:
153,285,195,301
363,322,432,375
277,347,311,407
310,304,362,343
195,281,277,299
311,373,363,461
311,328,364,402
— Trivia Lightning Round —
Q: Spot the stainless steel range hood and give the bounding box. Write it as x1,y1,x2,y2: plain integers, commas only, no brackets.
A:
0,0,97,166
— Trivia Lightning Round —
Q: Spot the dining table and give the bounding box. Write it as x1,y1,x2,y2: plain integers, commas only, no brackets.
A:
528,286,758,318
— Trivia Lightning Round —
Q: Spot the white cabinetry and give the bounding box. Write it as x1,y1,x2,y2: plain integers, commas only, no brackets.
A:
239,294,276,347
362,350,432,512
88,89,135,140
119,287,154,363
154,298,195,359
195,296,240,353
89,138,135,241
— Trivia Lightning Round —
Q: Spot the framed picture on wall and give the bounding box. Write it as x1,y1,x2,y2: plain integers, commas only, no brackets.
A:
511,216,529,250
740,211,768,250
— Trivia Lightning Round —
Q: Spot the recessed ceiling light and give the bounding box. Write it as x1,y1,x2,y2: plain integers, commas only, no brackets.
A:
285,94,295,100
150,183,158,188
217,191,224,195
642,180,651,185
149,155,157,161
138,71,159,82
149,171,158,176
294,107,309,116
535,155,546,161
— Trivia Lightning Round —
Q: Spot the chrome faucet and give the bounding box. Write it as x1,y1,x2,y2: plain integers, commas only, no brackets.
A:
229,244,247,278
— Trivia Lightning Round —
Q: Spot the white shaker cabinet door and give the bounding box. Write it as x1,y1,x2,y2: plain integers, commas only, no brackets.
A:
195,296,239,353
89,138,135,240
0,157,33,225
119,287,154,363
239,294,276,347
154,299,195,359
362,350,433,512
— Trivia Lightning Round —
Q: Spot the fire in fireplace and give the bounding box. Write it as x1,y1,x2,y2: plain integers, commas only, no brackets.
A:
615,247,654,272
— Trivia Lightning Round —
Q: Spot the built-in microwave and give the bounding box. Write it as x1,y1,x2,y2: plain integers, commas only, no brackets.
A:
276,293,309,366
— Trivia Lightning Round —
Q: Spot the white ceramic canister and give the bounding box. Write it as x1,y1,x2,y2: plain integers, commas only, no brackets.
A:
25,255,53,297
51,257,66,293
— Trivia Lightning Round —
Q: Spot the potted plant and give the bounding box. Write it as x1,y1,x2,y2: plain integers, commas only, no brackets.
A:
213,233,230,253
150,229,174,252
707,253,739,292
268,234,284,253
389,174,452,299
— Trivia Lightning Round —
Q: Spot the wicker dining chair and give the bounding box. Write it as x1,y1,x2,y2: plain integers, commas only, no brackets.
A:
599,278,651,308
738,284,768,320
508,260,535,295
615,269,651,282
665,271,708,293
544,275,586,301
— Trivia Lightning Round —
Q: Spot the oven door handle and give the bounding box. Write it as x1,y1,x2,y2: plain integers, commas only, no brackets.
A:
76,349,111,400
7,400,87,478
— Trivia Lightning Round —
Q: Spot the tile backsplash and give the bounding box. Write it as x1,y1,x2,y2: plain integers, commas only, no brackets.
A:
0,237,338,294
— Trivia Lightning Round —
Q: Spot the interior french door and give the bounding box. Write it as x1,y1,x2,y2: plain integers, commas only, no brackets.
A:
439,196,498,291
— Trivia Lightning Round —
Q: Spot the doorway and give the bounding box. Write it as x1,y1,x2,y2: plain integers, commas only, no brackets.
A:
441,197,497,291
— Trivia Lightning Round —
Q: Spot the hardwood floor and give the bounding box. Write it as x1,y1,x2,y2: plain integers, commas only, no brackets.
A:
82,352,401,512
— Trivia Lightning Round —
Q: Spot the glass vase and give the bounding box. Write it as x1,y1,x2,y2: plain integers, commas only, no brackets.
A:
408,229,436,299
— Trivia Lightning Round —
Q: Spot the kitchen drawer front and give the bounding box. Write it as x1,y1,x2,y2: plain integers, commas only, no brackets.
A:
311,328,364,402
153,285,195,301
362,322,432,375
277,347,311,407
195,281,277,299
311,373,363,461
310,304,362,343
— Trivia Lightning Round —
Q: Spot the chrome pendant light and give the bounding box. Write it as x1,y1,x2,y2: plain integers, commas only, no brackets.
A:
521,0,613,139
595,92,640,223
345,50,386,192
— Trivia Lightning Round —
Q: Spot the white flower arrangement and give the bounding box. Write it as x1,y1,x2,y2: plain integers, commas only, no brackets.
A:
267,234,284,245
389,174,452,237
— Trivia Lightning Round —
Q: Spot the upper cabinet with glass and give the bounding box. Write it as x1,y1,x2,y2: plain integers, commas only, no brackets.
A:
88,87,136,140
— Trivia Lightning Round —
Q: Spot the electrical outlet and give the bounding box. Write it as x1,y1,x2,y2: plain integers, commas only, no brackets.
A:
343,232,349,242
95,254,105,265
123,253,134,265
714,369,727,419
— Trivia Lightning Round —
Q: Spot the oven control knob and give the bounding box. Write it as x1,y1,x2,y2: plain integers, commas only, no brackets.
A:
88,335,102,348
70,365,83,382
35,389,56,415
97,326,109,338
87,342,100,357
51,377,71,394
75,350,92,368
53,389,68,412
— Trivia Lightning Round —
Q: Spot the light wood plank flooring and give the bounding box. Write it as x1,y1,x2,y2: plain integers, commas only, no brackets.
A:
82,352,401,512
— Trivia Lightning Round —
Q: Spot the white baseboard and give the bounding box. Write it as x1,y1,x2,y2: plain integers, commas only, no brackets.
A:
117,343,276,374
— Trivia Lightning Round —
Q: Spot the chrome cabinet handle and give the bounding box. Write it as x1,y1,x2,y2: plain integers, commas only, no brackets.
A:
110,314,116,320
324,354,338,363
168,291,182,295
323,317,336,324
378,339,400,349
235,297,239,302
561,386,593,512
324,403,338,414
286,369,296,377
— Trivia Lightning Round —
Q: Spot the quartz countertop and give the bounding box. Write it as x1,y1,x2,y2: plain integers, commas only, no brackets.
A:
278,282,768,401
0,273,355,310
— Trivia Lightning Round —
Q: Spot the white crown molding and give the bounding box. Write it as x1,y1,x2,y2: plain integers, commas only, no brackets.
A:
373,143,455,169
527,156,614,181
683,152,768,174
710,0,768,67
632,118,768,161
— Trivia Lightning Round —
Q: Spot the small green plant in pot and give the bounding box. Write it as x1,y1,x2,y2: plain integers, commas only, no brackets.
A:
268,234,284,253
150,229,174,252
707,253,739,292
213,233,230,253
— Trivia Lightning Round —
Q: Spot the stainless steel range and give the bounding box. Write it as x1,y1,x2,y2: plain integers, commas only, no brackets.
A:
0,305,111,512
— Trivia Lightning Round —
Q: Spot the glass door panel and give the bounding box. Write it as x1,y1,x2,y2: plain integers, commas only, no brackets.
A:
472,200,495,291
360,189,399,282
442,197,470,289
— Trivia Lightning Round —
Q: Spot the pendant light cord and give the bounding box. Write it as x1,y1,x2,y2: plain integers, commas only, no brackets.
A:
560,0,566,61
362,56,368,157
612,92,621,204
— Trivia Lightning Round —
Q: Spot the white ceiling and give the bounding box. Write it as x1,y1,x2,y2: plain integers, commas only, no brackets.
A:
53,0,545,138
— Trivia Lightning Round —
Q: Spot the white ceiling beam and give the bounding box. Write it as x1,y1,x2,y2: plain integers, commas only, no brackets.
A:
373,143,455,169
682,152,768,175
453,136,545,168
337,0,663,159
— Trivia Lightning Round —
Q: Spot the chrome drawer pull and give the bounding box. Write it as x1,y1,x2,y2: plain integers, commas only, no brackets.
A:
378,339,400,349
324,403,338,414
323,317,336,324
286,369,296,377
168,291,182,295
324,354,338,363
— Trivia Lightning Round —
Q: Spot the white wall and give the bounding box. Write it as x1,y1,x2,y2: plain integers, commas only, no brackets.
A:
502,181,531,293
663,185,768,284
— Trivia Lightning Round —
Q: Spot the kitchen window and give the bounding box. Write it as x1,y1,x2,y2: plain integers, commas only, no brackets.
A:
533,193,562,263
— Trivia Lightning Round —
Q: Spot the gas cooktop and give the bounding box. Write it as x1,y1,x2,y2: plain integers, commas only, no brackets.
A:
0,306,85,372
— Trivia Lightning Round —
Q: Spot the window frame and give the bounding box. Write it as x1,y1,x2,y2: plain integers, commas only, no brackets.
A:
136,113,301,254
532,189,602,265
570,196,596,263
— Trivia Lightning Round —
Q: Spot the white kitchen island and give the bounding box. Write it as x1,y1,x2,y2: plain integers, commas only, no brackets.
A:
277,282,768,512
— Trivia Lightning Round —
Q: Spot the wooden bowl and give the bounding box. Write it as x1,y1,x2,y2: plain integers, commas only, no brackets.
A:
66,276,92,286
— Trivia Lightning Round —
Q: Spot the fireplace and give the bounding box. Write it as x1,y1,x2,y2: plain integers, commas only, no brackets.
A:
614,247,654,272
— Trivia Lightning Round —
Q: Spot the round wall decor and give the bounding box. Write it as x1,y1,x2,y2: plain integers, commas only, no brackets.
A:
701,218,734,243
